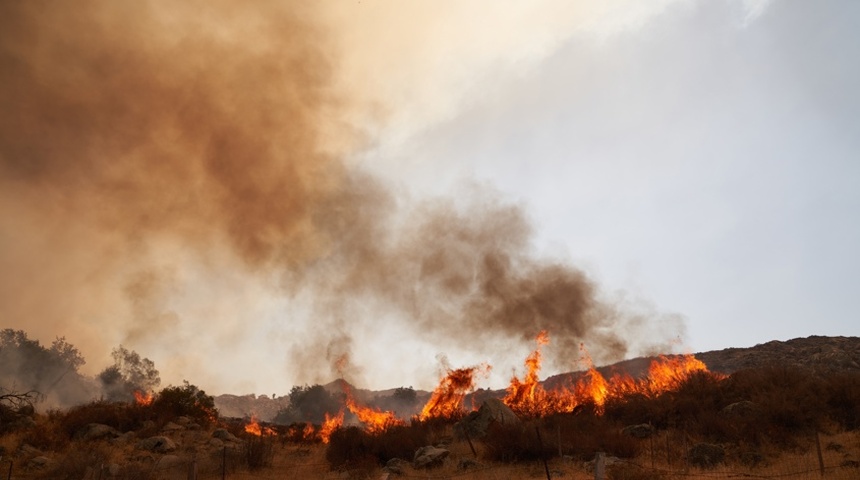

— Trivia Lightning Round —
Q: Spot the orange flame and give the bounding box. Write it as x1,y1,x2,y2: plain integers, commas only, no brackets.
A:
344,385,405,434
503,330,551,416
244,414,276,436
133,390,154,406
319,410,344,444
419,363,491,420
502,332,720,417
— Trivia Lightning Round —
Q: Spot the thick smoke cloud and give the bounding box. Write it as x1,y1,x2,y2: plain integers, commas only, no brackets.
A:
1,1,683,393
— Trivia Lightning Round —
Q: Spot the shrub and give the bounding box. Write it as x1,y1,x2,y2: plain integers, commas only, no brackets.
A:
480,422,555,463
325,422,432,468
152,381,218,424
241,435,275,470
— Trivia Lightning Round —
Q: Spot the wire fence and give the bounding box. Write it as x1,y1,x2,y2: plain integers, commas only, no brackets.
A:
4,429,859,480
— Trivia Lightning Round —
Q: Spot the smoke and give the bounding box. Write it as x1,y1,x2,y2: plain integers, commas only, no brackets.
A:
1,1,685,394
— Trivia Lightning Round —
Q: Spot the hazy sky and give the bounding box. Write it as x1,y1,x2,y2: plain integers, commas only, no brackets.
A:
2,0,858,395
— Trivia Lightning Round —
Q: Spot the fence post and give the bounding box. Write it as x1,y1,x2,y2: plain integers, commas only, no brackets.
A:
815,431,825,477
535,426,551,480
222,445,227,480
187,457,198,480
557,424,562,458
594,452,606,480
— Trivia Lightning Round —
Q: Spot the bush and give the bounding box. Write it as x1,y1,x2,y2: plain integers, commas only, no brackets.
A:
480,422,555,463
152,381,218,424
325,422,432,468
241,435,275,470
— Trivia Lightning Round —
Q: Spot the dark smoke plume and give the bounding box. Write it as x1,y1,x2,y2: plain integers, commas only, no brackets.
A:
0,1,683,393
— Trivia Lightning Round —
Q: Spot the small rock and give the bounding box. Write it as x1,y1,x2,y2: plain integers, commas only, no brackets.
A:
162,421,184,432
622,424,654,439
212,428,239,442
721,401,759,417
413,446,449,469
688,443,724,468
78,423,121,440
384,457,407,474
27,456,51,469
154,455,184,469
137,436,177,453
458,458,481,470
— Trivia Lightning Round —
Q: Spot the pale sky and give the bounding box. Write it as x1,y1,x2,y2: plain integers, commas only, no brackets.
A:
2,0,858,395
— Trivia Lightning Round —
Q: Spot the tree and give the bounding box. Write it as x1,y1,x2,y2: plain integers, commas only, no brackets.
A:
274,384,342,424
0,329,93,406
98,345,160,401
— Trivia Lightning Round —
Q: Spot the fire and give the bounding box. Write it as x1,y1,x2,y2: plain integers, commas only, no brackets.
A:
504,330,552,416
301,422,315,442
133,390,154,406
319,411,344,444
244,414,276,436
501,331,720,417
344,385,405,434
419,363,491,420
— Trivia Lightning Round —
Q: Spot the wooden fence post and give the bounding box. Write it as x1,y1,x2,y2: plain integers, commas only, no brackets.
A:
815,431,825,477
222,445,227,480
535,426,551,480
187,457,198,480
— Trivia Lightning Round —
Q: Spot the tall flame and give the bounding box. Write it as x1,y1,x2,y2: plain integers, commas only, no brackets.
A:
419,363,490,420
319,411,344,444
504,330,551,416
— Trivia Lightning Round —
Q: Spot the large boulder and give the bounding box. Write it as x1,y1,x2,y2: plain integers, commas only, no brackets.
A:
136,436,177,453
413,446,449,469
456,398,520,438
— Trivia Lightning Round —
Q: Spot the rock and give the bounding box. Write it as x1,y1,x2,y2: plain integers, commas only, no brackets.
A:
106,463,121,476
384,458,407,474
176,416,192,425
19,444,42,456
27,456,51,469
456,398,520,438
154,455,184,469
622,424,654,439
162,421,184,432
212,428,239,442
688,443,724,468
413,446,449,469
136,436,177,453
110,431,136,445
209,438,225,449
458,458,482,470
721,401,759,417
78,423,121,440
585,455,621,472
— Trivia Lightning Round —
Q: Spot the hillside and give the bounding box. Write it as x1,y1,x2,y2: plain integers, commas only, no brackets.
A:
217,335,860,420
